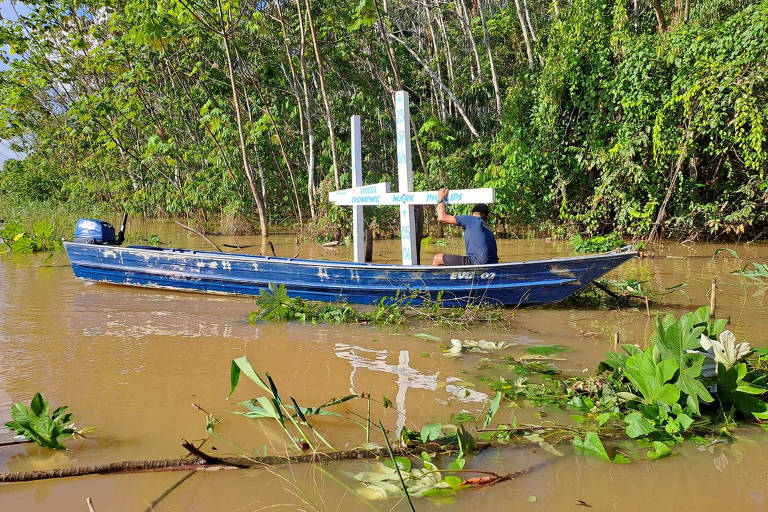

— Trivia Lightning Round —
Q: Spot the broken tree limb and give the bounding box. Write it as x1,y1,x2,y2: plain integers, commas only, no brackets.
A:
174,221,223,252
387,33,480,138
0,441,481,483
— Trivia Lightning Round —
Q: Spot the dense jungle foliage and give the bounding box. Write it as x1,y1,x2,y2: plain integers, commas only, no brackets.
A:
0,0,766,239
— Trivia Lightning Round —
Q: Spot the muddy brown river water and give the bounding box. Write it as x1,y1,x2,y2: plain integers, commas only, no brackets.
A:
1,221,768,511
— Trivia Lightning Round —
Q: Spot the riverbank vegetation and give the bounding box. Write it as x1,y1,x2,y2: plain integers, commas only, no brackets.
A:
1,0,766,240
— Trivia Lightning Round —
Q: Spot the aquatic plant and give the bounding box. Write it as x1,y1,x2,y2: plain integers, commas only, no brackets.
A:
0,220,62,254
485,306,768,461
228,356,359,452
569,233,624,254
5,393,76,450
251,283,371,324
251,283,508,328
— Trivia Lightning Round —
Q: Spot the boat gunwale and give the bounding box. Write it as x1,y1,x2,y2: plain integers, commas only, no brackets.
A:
63,242,638,271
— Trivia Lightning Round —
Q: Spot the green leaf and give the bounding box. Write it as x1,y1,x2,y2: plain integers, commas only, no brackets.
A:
382,456,411,472
483,391,503,428
421,487,456,497
420,422,443,443
443,475,463,490
612,453,632,464
674,354,713,415
573,432,609,461
624,411,656,438
624,348,680,406
717,363,768,419
30,393,45,416
647,441,672,459
447,456,466,471
229,357,270,397
526,345,571,356
5,393,75,450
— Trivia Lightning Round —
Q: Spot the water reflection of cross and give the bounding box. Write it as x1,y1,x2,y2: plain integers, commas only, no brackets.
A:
334,343,490,436
335,343,437,435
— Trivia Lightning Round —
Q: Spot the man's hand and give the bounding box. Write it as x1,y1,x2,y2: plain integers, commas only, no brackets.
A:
435,188,456,225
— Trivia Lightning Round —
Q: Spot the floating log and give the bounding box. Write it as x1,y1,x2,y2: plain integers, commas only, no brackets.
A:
0,441,478,483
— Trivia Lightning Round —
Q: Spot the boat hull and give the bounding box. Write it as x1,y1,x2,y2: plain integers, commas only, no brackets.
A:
63,243,636,307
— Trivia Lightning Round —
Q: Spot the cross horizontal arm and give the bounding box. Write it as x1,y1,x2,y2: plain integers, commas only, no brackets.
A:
330,188,495,206
328,182,390,201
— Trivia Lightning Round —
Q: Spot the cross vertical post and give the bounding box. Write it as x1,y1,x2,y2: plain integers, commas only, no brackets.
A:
395,91,418,265
351,115,364,263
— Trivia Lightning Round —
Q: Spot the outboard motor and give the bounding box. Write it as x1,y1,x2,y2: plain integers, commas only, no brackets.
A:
74,214,128,246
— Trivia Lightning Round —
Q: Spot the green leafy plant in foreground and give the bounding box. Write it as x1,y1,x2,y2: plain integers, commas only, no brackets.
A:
228,356,360,452
486,306,768,462
5,393,76,449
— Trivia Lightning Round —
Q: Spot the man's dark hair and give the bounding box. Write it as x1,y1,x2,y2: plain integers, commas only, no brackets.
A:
472,203,490,221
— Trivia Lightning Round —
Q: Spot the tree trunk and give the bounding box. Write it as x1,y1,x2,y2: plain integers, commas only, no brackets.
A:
651,0,667,32
646,120,693,242
304,0,341,190
514,0,535,70
294,0,317,218
217,1,269,237
455,0,483,81
478,0,502,117
671,0,683,26
522,0,544,66
275,0,312,220
424,5,447,122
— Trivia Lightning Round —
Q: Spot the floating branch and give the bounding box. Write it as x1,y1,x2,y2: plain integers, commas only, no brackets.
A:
0,441,481,483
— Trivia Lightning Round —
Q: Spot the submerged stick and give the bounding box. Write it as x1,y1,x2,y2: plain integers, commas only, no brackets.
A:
174,221,223,252
710,278,717,318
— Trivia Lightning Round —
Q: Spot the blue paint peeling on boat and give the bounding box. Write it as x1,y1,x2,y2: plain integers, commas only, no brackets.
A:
63,242,637,307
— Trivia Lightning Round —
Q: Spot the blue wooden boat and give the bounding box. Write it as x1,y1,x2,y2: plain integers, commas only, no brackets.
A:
63,238,637,307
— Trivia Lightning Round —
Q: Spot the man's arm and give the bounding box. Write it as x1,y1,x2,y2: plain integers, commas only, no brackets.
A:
436,188,457,225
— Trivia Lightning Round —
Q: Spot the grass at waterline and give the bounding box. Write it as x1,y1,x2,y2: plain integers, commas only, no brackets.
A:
250,283,512,329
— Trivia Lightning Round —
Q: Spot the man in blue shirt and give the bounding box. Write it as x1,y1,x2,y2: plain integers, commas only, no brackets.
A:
432,188,499,266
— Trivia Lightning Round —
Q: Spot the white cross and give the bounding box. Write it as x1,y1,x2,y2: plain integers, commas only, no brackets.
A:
330,91,495,265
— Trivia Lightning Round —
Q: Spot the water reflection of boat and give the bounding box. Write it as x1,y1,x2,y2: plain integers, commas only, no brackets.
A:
64,242,636,307
71,288,255,340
